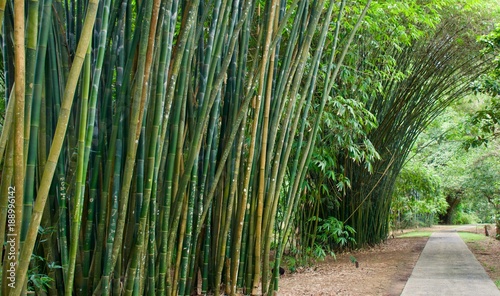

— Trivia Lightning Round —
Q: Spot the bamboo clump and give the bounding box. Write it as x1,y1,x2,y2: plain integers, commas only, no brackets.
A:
0,0,372,295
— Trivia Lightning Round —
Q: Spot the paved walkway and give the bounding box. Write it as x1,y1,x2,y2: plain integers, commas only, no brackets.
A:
401,231,500,295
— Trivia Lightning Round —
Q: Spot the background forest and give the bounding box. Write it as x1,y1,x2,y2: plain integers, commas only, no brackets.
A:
0,0,500,295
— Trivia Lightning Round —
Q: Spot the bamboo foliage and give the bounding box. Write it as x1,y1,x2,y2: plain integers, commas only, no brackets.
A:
301,1,496,249
343,9,494,247
0,0,372,294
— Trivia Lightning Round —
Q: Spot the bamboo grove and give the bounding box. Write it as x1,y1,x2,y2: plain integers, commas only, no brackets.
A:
300,0,497,250
0,0,374,294
336,4,495,247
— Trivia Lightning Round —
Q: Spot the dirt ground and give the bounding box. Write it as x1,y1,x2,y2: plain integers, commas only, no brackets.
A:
278,225,500,296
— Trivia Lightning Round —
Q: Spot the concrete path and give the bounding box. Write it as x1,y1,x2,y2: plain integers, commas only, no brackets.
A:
401,231,500,295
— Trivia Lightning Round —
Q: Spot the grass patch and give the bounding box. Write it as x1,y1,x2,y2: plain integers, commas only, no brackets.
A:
398,231,432,238
458,232,486,242
495,280,500,289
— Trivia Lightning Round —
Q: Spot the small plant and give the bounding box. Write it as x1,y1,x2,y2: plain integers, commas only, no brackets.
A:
349,255,359,268
312,244,327,260
28,254,62,293
299,217,356,264
308,243,336,261
284,256,297,273
316,216,356,248
29,272,54,293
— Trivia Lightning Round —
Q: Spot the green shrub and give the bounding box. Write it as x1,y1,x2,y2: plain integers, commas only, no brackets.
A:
452,211,480,224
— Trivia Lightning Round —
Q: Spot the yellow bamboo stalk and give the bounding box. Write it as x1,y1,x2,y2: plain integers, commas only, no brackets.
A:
252,1,278,294
10,0,100,293
11,0,25,293
0,0,7,34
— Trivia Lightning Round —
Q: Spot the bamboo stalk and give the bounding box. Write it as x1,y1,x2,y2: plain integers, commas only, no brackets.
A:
23,0,39,168
11,0,25,293
23,0,53,245
65,41,91,295
0,132,13,295
0,89,15,170
11,0,99,292
101,0,157,289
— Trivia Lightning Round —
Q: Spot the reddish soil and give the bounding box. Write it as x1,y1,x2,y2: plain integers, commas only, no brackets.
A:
278,225,500,296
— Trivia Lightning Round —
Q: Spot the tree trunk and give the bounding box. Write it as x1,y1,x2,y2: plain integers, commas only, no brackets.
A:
440,195,460,224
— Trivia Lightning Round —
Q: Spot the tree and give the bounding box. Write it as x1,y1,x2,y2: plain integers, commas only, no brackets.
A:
391,162,447,229
464,24,500,149
466,150,500,238
394,94,500,229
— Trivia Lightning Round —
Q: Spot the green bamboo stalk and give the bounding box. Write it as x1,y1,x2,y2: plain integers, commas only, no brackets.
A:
197,80,223,294
73,0,113,290
260,1,321,293
155,0,178,220
298,0,372,247
11,0,99,292
91,0,127,287
245,182,258,293
174,48,201,296
146,10,170,296
279,0,371,261
158,2,201,293
147,145,160,295
101,114,124,295
55,136,69,285
171,0,254,268
237,191,251,288
2,8,13,92
101,0,159,289
40,183,59,296
122,1,165,290
172,191,188,296
65,41,91,295
124,122,146,281
44,23,71,284
95,2,137,291
113,254,122,295
172,44,192,295
43,70,67,295
52,0,69,86
23,0,53,244
158,67,183,294
267,3,340,291
217,110,245,296
23,0,39,167
266,0,333,285
229,4,255,291
81,145,99,294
